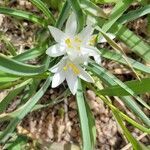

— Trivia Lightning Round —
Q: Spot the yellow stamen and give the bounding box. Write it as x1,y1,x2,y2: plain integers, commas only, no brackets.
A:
68,63,80,75
74,36,82,43
89,35,96,45
63,66,68,71
65,38,73,48
76,46,81,51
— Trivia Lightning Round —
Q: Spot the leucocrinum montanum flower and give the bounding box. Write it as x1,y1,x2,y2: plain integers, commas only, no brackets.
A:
46,12,103,95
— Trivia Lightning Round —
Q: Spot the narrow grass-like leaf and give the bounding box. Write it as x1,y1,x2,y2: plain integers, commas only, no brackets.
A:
99,78,150,96
118,5,150,24
30,0,55,24
88,15,150,62
93,0,119,3
112,110,142,150
89,63,150,110
13,45,47,62
85,100,96,149
98,28,141,80
101,0,133,32
0,79,31,113
55,1,71,29
76,79,92,150
0,7,47,26
68,0,85,32
0,72,20,83
100,49,150,74
88,63,150,127
0,80,24,90
80,0,107,18
94,94,150,133
0,76,52,143
0,54,46,76
110,24,150,62
1,37,17,56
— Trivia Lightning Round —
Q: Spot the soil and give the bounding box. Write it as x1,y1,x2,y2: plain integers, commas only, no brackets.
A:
0,1,150,150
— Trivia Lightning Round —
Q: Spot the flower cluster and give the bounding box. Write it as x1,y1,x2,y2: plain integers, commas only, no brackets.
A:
46,13,101,94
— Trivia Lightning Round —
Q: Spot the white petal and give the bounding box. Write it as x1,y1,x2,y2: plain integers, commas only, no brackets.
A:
65,12,77,36
48,26,66,43
98,33,115,43
46,44,66,57
81,46,101,64
78,25,94,42
86,15,97,26
50,56,67,73
93,55,101,64
78,66,94,83
66,70,78,95
67,48,79,61
52,71,65,88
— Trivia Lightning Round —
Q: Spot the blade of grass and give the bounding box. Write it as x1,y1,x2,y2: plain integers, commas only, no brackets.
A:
88,63,150,127
0,7,47,26
118,5,150,24
13,44,47,62
113,110,142,150
0,72,20,83
76,79,93,150
0,79,32,113
55,1,71,29
100,49,150,74
101,0,133,32
29,0,55,24
110,24,150,62
99,78,150,96
94,94,150,133
0,76,52,143
68,0,85,32
80,0,107,18
0,54,46,76
98,28,141,80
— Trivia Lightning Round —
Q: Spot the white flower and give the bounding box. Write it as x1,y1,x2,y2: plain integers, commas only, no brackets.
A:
46,13,101,64
50,56,94,95
98,33,115,43
86,15,115,44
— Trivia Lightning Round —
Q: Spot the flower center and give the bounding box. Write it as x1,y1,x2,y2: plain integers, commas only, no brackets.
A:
65,37,82,51
65,38,73,48
89,35,97,46
63,63,80,75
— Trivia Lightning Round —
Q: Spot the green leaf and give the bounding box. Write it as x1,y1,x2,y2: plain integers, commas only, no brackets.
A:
94,95,150,133
80,0,107,18
0,7,47,26
68,0,85,32
0,79,31,113
0,72,20,83
85,100,96,149
92,0,119,3
101,0,133,32
55,1,71,29
90,62,150,110
0,54,46,76
0,76,52,143
76,79,93,150
100,49,150,74
4,135,28,150
99,78,150,96
13,45,47,62
118,5,150,24
88,63,150,127
110,24,150,62
112,110,142,150
30,0,55,24
1,37,17,56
